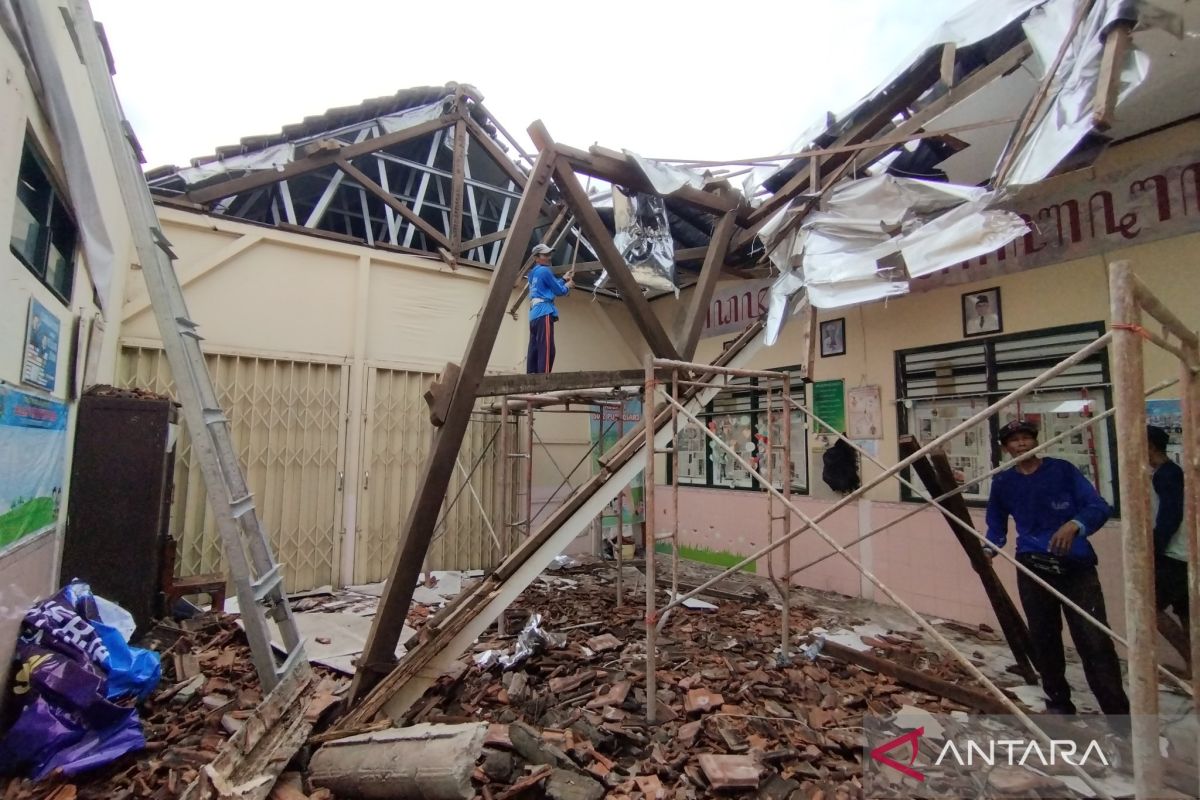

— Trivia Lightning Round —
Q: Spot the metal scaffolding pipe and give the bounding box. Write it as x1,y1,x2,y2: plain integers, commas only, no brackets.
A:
643,355,659,724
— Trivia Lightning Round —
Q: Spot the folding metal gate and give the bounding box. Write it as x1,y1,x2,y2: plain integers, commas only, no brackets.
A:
119,347,347,592
354,367,504,585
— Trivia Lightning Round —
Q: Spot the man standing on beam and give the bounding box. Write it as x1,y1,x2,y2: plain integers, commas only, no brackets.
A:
526,243,573,374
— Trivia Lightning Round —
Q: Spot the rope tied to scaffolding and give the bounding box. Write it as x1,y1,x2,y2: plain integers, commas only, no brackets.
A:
1109,322,1152,340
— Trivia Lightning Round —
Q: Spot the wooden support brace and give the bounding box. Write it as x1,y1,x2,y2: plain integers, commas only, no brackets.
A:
350,149,558,705
1094,22,1132,130
423,362,462,427
475,369,644,397
898,435,1040,683
450,116,467,255
675,210,737,360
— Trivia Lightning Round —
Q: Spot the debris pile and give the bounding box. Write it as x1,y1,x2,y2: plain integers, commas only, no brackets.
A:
377,560,1006,799
0,612,346,799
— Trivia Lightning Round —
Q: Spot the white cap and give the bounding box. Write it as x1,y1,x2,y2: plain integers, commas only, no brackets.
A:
531,243,553,255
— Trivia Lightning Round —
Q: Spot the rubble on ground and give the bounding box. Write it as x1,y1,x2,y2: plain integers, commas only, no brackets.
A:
375,558,1013,800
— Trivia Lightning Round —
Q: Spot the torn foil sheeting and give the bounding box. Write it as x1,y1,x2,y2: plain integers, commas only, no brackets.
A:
806,277,909,310
999,0,1157,187
598,187,677,296
625,150,706,195
177,143,295,185
764,269,807,347
473,613,566,671
900,199,1029,278
743,0,1046,198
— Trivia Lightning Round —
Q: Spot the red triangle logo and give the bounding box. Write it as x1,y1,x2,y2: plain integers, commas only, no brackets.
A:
870,726,926,782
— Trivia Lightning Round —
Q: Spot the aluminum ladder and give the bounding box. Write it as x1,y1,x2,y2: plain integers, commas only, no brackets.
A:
68,0,304,689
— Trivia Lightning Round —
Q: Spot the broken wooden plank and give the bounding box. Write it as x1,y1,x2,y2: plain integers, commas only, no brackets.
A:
675,209,737,361
899,435,1039,683
1093,20,1133,130
818,639,1010,713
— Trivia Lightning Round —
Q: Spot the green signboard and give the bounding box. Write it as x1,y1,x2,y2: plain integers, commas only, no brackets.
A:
811,379,845,434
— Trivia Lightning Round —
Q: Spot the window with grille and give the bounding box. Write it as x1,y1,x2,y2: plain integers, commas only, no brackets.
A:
896,323,1116,504
10,139,77,304
670,367,808,493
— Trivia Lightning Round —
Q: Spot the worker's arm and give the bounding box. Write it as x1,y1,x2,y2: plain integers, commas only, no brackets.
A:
983,484,1008,558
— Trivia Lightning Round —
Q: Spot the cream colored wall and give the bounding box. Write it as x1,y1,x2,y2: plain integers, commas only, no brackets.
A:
0,2,138,697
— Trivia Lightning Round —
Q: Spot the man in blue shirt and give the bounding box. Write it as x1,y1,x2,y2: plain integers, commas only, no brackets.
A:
984,419,1129,716
526,243,573,374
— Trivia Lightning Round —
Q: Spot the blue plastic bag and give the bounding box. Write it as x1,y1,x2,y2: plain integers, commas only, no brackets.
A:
90,620,160,702
0,582,155,779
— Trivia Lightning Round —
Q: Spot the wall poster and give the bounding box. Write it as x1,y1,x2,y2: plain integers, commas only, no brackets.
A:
811,379,846,445
0,383,68,550
21,298,60,393
847,384,883,440
591,399,645,531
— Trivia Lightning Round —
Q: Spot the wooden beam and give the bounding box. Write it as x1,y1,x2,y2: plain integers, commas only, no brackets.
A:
528,120,743,220
450,116,467,255
819,639,1010,714
350,149,558,705
996,1,1095,185
475,369,645,397
940,42,957,87
187,114,456,205
675,210,736,360
1092,20,1133,130
461,227,511,251
898,437,1039,683
746,40,1031,229
548,153,681,360
334,157,451,250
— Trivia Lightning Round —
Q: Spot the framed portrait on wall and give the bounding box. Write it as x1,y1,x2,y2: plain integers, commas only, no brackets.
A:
819,318,846,357
962,287,1002,337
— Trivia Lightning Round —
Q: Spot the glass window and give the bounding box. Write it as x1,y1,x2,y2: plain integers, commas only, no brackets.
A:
668,367,808,494
897,323,1115,504
9,140,76,303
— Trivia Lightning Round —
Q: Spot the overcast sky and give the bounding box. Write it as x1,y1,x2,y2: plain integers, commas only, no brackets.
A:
89,0,973,170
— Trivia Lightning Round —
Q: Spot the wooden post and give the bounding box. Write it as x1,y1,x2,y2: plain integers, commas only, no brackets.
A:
643,354,658,724
524,404,534,538
350,150,556,704
1108,260,1162,797
675,210,737,360
898,437,1039,682
1181,342,1200,737
450,114,467,257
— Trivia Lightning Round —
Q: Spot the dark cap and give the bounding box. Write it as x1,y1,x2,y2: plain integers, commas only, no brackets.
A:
1147,425,1170,453
997,418,1038,443
974,294,990,305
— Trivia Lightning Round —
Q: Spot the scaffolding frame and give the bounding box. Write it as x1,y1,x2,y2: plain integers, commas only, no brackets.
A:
636,259,1199,799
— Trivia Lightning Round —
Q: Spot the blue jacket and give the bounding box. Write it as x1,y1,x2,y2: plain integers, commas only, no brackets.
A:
985,457,1112,565
1152,459,1184,554
528,265,569,322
